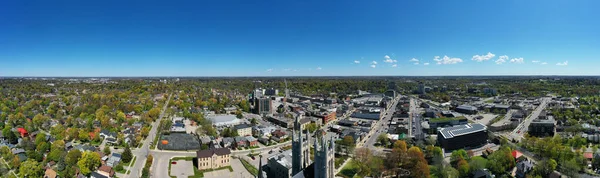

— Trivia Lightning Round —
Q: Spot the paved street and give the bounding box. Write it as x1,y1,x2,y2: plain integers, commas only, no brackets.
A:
128,93,172,178
508,97,550,141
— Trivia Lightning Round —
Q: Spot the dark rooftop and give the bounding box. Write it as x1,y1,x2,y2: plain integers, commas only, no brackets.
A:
197,148,231,158
439,123,486,139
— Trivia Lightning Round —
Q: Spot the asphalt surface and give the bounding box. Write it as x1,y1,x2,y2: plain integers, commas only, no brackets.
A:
128,93,172,178
508,97,550,141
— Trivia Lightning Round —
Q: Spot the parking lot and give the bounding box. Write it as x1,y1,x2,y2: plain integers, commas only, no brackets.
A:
170,160,194,178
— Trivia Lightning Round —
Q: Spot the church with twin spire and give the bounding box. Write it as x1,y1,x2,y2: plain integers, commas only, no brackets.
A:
260,112,336,178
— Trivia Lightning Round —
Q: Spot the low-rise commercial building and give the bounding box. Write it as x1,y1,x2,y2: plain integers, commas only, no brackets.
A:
455,105,478,114
528,118,555,137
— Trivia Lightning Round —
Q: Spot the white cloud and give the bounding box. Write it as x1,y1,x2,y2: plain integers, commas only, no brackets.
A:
371,61,377,65
532,60,540,63
283,68,291,71
433,55,463,65
414,62,419,65
471,52,496,62
370,64,376,68
391,64,397,68
354,60,360,64
556,61,568,66
510,57,524,64
266,69,273,72
383,55,397,63
316,67,322,70
541,62,548,65
409,58,419,62
495,55,508,64
423,63,430,66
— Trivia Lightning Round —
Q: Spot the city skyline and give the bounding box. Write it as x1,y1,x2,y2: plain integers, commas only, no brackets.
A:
1,0,599,76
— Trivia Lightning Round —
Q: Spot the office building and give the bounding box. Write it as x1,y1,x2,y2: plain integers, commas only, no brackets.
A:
528,118,555,137
438,123,487,150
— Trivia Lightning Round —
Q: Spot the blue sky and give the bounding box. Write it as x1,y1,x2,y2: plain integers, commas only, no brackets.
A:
1,0,599,76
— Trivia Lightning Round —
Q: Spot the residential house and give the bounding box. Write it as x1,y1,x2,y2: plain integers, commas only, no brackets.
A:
245,136,258,147
90,172,109,178
221,137,234,148
258,137,270,145
107,153,121,167
44,169,57,178
97,165,115,177
196,148,231,170
516,158,533,178
234,136,247,148
199,136,212,146
99,130,117,140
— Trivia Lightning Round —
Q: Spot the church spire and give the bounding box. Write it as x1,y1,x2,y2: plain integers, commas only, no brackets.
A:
257,155,264,178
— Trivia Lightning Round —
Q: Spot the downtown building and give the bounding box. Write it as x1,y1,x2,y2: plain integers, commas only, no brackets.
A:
437,123,488,150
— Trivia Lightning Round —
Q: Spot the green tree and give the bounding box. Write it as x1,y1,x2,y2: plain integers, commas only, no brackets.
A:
457,159,470,177
122,145,133,163
77,151,101,175
376,134,388,146
306,123,318,133
2,125,17,144
450,149,469,165
19,159,43,178
468,156,488,173
103,146,111,156
342,136,355,156
65,149,82,166
486,146,515,175
78,129,89,141
250,117,258,125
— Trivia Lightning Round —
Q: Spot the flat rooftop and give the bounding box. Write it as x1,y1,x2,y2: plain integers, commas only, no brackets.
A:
439,123,486,139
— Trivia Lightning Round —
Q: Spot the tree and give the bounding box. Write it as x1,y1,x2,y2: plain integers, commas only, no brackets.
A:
306,123,318,133
77,151,101,175
534,158,557,177
377,134,389,146
148,108,161,120
486,146,515,175
393,140,407,152
78,129,89,141
19,159,43,178
122,145,133,163
2,125,17,144
450,149,469,165
65,149,82,166
250,117,258,125
369,156,385,177
103,146,111,156
0,146,9,159
354,148,372,176
468,156,488,173
47,140,66,162
342,136,355,156
457,159,470,177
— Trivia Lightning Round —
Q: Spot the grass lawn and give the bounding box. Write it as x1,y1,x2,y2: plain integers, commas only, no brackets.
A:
334,155,349,169
239,158,258,176
337,159,359,178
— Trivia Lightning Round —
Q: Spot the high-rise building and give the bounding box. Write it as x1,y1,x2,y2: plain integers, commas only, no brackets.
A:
418,82,426,94
255,97,272,116
265,88,279,96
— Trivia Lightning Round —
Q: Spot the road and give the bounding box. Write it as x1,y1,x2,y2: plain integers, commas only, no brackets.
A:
128,93,172,178
336,95,401,174
361,95,401,150
508,97,550,141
